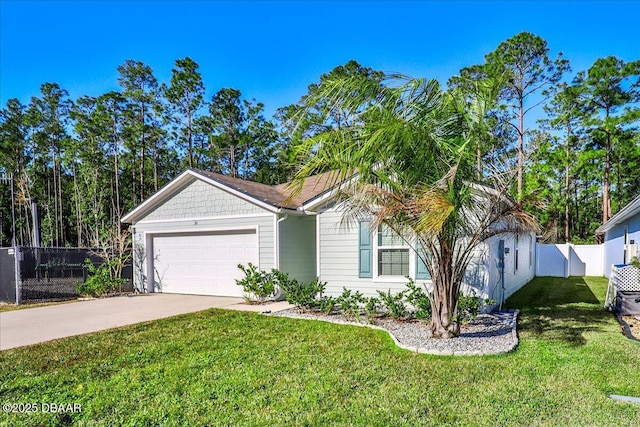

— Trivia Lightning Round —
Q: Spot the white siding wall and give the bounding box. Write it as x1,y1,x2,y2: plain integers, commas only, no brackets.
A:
278,215,317,283
603,213,640,277
458,233,535,304
492,233,536,302
317,209,535,301
317,205,535,305
462,242,492,300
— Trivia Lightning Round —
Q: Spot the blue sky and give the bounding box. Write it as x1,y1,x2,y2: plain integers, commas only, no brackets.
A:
1,0,639,120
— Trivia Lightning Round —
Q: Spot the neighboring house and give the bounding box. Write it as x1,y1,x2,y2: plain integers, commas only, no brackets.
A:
596,195,640,278
122,169,535,303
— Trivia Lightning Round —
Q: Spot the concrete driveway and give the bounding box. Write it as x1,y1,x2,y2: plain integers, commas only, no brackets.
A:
0,294,292,351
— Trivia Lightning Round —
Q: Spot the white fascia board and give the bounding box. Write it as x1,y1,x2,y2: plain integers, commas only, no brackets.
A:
122,170,286,224
301,173,359,212
301,189,338,212
596,194,640,234
121,170,195,224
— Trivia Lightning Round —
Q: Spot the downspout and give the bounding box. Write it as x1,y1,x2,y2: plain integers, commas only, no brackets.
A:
498,239,505,311
274,213,289,301
274,213,288,270
278,214,289,223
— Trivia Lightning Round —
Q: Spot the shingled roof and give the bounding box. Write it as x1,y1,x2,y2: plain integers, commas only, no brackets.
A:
192,169,341,210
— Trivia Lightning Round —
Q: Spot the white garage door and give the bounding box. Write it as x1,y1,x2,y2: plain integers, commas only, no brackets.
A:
152,230,258,296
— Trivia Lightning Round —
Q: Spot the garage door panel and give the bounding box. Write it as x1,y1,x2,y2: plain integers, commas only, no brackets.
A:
152,230,258,296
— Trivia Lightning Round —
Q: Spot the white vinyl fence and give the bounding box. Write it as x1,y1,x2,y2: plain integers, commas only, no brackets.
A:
536,243,604,277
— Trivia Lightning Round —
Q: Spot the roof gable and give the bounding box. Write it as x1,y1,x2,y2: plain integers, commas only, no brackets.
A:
122,169,337,224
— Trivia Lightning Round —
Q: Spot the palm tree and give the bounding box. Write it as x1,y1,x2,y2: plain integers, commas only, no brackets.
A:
290,74,538,338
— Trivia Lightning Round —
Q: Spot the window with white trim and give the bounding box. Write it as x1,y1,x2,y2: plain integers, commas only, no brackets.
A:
377,225,409,276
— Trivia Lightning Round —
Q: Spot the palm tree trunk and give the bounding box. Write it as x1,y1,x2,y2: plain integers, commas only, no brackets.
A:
429,240,460,338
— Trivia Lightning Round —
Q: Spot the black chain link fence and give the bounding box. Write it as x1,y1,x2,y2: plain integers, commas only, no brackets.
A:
0,247,133,304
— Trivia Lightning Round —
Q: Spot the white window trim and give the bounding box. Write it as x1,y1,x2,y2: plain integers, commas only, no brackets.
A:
373,225,415,281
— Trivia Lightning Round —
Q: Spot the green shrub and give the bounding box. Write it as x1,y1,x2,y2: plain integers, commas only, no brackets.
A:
363,296,381,322
236,263,275,302
457,294,482,323
317,295,337,314
336,287,365,321
76,259,126,297
377,289,407,319
276,273,326,310
404,279,432,320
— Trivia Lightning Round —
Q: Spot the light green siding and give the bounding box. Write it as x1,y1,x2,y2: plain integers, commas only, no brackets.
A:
278,215,316,283
143,179,265,221
317,205,534,307
318,206,413,297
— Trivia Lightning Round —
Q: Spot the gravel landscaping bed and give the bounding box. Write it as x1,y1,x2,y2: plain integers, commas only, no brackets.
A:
274,309,519,356
617,314,640,341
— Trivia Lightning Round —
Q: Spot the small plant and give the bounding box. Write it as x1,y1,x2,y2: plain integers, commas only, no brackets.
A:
483,298,497,309
76,259,126,297
457,294,482,323
336,287,365,321
276,273,326,310
377,289,407,319
317,295,337,314
363,296,381,322
236,263,275,303
404,279,432,320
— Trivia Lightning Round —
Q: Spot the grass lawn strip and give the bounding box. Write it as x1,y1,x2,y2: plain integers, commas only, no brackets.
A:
1,277,639,426
0,300,77,312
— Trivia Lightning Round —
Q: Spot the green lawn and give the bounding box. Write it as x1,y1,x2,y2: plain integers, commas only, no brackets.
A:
0,300,75,313
1,277,639,426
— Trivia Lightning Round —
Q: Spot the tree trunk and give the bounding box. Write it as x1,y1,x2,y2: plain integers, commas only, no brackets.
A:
603,132,611,224
57,155,64,245
187,108,193,168
429,241,461,338
230,144,237,178
113,125,121,222
152,129,158,193
140,102,146,202
73,162,81,247
52,153,59,247
517,98,524,201
565,123,571,243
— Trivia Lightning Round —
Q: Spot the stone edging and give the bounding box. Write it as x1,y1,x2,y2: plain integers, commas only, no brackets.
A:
271,309,520,356
614,313,640,342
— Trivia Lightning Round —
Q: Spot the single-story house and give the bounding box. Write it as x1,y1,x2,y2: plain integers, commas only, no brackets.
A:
596,194,640,278
122,169,535,303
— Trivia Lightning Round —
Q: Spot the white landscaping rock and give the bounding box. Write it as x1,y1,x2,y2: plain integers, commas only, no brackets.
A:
273,309,519,356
